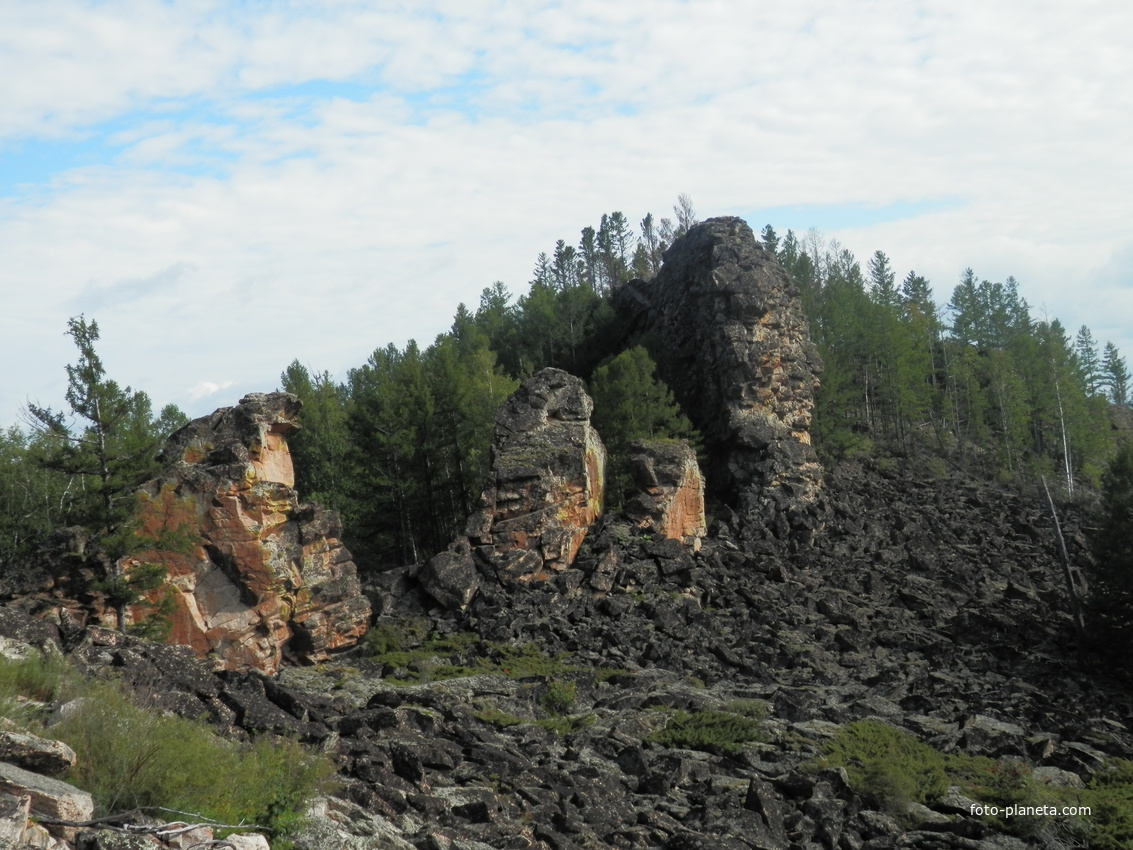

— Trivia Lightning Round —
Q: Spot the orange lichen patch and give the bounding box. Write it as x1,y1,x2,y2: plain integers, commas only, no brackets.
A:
658,465,707,542
250,426,295,487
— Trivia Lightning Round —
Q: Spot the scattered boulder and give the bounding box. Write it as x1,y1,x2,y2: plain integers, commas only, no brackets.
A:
123,392,370,674
423,369,605,607
614,217,824,539
0,732,76,777
0,761,92,824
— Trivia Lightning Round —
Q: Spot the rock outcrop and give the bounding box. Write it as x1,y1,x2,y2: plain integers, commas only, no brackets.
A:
623,439,706,546
421,369,605,608
614,217,824,539
124,392,370,674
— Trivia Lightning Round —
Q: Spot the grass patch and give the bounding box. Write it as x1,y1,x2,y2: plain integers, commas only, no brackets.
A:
0,651,70,723
366,621,580,684
816,720,1133,845
646,707,766,755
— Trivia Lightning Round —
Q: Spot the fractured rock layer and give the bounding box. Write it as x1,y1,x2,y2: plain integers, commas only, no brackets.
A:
614,216,824,538
421,369,605,607
126,392,370,674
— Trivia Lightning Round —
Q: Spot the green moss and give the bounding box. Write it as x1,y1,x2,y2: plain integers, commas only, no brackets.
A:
475,707,524,728
366,622,582,684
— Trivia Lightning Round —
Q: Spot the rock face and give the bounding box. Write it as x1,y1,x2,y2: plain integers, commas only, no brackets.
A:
125,393,370,674
614,217,823,539
624,440,706,546
421,369,605,607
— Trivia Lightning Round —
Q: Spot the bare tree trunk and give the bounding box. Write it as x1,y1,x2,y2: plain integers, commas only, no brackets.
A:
1042,476,1086,640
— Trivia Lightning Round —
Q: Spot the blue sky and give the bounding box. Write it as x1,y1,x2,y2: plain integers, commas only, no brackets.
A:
2,0,1132,426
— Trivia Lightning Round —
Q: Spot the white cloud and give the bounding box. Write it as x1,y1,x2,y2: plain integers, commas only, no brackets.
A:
186,380,235,402
2,1,1133,424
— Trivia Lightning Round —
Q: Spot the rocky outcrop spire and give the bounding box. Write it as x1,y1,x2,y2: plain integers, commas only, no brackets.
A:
124,392,370,674
613,217,824,539
420,369,606,608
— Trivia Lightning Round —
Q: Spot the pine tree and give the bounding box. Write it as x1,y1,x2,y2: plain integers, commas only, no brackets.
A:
24,316,186,537
280,361,352,512
760,224,780,257
1074,326,1104,396
588,347,698,509
867,250,898,309
1087,441,1133,655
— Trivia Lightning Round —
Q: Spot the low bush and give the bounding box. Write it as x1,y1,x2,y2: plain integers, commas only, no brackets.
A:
538,679,577,715
816,720,948,810
817,720,1133,846
647,707,766,755
52,680,334,835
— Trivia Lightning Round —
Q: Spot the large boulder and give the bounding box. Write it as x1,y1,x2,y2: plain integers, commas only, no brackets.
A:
613,217,824,539
422,369,605,606
123,392,370,674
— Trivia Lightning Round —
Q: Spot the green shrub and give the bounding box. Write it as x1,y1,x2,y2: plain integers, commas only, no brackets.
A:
539,680,577,715
647,708,766,755
52,680,332,836
817,720,948,810
1078,759,1133,850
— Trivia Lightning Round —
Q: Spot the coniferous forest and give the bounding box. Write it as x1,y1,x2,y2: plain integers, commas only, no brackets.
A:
2,197,1131,640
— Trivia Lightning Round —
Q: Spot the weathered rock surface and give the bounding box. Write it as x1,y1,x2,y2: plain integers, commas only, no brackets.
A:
0,762,92,824
0,732,76,776
124,392,370,674
624,439,706,546
613,217,824,539
0,793,28,845
422,370,605,607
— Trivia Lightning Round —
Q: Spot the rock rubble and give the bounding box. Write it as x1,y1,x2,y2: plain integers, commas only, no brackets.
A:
0,456,1127,850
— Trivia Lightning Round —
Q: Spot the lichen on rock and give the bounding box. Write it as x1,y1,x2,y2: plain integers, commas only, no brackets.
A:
422,369,606,607
124,392,370,674
613,216,824,540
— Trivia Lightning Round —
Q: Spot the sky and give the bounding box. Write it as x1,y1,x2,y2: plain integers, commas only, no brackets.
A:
2,0,1132,428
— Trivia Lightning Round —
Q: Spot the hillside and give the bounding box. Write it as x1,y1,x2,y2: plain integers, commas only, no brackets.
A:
0,216,1129,849
0,453,1124,849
